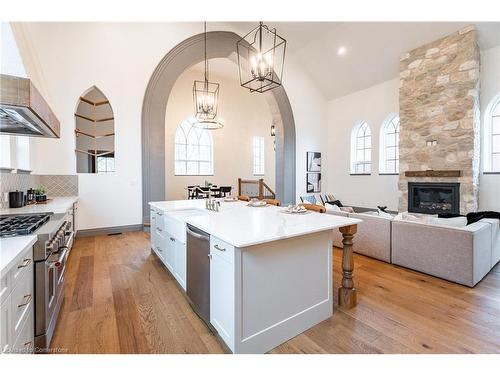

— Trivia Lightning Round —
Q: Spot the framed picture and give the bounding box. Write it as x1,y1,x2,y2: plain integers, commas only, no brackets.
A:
306,173,321,193
307,152,321,172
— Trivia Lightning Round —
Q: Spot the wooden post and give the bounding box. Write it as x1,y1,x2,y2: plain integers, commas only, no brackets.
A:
258,178,264,199
238,178,242,196
338,224,357,308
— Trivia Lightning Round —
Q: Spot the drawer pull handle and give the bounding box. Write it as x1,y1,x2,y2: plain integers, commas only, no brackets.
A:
18,294,32,308
157,227,163,232
214,244,226,252
157,212,163,216
170,237,175,242
17,259,32,268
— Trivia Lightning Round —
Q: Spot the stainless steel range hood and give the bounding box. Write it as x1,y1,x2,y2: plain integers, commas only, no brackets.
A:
0,74,60,138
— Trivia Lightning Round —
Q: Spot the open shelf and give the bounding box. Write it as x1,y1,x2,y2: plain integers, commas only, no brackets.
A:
79,96,110,106
75,128,115,139
75,113,114,122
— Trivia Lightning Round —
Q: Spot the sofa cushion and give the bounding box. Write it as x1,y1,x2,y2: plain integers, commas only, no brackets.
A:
427,216,468,228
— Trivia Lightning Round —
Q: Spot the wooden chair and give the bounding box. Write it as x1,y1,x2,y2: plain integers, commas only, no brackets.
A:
263,198,281,206
238,195,250,202
301,203,326,213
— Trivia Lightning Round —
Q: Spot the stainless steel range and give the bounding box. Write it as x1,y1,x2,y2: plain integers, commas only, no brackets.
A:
0,210,74,350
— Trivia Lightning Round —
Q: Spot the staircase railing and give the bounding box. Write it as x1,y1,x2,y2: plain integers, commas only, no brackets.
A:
238,178,276,199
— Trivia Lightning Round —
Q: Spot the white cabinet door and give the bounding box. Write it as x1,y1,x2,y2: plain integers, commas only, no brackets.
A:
210,251,234,350
164,234,176,273
1,295,12,353
150,208,157,249
173,240,187,290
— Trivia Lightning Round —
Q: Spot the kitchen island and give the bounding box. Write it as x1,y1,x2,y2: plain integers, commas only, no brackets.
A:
149,199,361,354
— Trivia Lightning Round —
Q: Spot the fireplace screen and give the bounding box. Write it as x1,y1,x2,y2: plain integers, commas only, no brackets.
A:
408,182,460,215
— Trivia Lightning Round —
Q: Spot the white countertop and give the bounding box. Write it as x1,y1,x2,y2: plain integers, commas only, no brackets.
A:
150,200,361,248
0,235,37,277
0,196,78,215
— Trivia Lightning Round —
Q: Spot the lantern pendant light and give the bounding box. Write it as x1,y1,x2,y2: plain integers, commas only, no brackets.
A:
236,21,287,93
192,22,223,130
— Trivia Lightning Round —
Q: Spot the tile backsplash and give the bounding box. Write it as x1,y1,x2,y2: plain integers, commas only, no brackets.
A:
0,173,78,208
39,175,78,197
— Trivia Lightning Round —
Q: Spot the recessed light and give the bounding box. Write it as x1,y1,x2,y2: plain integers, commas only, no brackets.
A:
337,46,346,56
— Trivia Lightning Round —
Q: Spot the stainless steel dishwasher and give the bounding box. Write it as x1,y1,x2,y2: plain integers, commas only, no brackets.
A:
186,224,211,325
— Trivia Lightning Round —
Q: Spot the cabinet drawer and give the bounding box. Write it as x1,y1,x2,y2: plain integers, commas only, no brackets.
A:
1,294,12,352
11,264,34,341
12,305,34,354
152,239,165,261
11,248,33,285
155,209,165,228
210,237,234,264
0,271,10,305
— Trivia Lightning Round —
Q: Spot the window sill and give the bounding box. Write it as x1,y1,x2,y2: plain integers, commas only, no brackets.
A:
174,174,214,177
350,173,371,176
15,169,33,174
483,172,500,175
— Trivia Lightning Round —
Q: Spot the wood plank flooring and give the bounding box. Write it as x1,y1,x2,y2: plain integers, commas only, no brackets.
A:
50,231,500,354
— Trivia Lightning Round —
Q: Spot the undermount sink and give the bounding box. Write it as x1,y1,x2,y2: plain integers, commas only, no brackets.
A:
168,208,207,218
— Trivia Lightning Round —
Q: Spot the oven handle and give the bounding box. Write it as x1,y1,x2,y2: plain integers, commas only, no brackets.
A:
49,248,68,269
64,230,75,250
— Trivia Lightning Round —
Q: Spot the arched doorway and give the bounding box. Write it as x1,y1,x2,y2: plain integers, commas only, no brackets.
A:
141,31,296,223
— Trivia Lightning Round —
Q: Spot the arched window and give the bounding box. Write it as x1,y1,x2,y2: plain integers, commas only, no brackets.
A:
75,86,115,173
351,122,372,174
175,117,213,175
379,114,400,174
484,94,500,173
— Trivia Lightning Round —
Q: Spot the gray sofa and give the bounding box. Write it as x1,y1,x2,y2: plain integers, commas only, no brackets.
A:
391,219,495,287
327,206,499,286
328,210,392,263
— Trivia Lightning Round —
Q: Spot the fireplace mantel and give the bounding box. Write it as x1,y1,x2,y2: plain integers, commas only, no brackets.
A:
404,170,462,178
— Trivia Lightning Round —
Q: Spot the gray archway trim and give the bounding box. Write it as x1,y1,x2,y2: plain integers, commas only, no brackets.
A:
141,31,296,222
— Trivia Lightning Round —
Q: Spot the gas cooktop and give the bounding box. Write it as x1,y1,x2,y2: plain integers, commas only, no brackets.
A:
0,214,51,237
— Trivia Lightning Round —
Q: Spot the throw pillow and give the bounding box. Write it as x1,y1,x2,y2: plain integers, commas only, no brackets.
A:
325,203,341,212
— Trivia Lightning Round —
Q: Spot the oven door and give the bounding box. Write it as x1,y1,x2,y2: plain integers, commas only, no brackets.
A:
35,248,68,338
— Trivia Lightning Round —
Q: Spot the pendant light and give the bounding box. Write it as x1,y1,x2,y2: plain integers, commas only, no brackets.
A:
193,22,223,130
236,22,287,93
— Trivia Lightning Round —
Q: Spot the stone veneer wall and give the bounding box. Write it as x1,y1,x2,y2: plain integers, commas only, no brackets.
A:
398,25,481,214
0,173,78,208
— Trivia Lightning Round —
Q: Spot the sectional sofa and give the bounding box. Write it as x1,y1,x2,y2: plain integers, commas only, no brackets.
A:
327,208,500,287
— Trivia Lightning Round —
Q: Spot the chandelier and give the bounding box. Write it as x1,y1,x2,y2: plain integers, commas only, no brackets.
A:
193,22,222,129
236,22,287,93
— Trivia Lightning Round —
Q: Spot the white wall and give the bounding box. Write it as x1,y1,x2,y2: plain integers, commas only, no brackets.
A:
15,22,328,229
479,45,500,212
165,60,275,200
326,46,500,212
326,79,400,210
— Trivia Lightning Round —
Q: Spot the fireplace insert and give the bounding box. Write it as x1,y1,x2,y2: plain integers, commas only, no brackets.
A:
408,182,460,215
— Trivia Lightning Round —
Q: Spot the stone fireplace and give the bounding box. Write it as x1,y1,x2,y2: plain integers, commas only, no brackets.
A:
408,182,460,215
398,25,481,214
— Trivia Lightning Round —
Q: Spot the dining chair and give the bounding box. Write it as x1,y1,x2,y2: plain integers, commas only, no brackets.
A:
195,187,210,199
263,198,281,206
219,186,232,198
186,185,198,200
301,203,326,213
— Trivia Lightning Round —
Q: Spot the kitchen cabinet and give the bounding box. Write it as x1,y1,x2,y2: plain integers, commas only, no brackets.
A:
149,207,187,291
210,237,234,351
1,244,34,354
164,234,176,273
173,238,186,290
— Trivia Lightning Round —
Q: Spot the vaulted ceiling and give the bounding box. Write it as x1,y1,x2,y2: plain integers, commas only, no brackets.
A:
222,22,500,100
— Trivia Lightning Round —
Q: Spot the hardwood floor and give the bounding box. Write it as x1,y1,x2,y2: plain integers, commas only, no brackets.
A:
50,231,500,354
